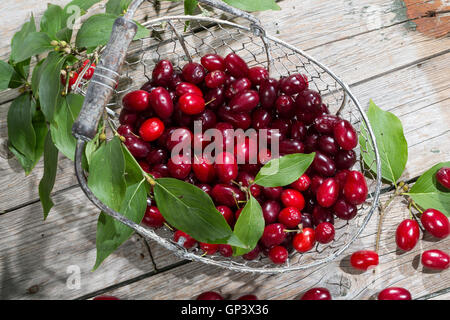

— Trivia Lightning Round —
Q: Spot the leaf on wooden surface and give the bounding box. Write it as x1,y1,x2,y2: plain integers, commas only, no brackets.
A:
0,60,14,90
222,0,280,11
10,15,37,64
360,100,408,185
39,132,59,219
13,32,53,63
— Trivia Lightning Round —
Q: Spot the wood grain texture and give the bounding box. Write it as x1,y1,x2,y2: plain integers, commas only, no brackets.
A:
0,187,154,299
95,195,450,300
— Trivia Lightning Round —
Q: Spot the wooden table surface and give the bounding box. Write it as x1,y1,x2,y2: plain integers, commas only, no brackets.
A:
0,0,449,300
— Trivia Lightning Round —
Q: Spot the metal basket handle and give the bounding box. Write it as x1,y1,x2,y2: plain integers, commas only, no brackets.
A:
72,0,264,140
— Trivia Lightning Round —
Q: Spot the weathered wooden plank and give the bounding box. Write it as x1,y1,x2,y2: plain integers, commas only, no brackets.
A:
89,194,450,300
147,51,450,270
0,187,154,299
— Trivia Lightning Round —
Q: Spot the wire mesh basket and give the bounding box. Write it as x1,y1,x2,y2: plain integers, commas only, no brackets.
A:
72,0,382,273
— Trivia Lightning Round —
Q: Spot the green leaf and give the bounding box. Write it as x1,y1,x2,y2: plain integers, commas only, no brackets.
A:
232,195,264,256
56,28,73,42
50,94,83,160
64,0,102,12
106,0,133,15
10,15,36,64
31,59,45,96
93,179,147,270
38,53,67,121
13,32,53,63
8,59,31,89
7,94,36,160
222,0,280,11
122,144,146,185
360,100,408,185
254,153,315,187
84,124,103,168
88,136,127,211
0,60,14,90
75,13,149,49
184,0,198,15
154,178,246,247
40,4,66,39
39,132,59,219
406,162,450,217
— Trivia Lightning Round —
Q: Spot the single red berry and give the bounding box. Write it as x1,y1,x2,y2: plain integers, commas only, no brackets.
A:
281,189,305,211
262,186,283,200
436,167,450,189
333,197,358,220
219,244,233,257
278,207,302,228
237,295,258,300
421,249,449,270
248,66,269,85
205,70,226,88
193,155,215,183
268,246,288,264
224,53,249,78
300,288,331,300
143,206,165,228
216,205,235,227
93,296,119,300
350,250,379,270
378,287,412,300
214,152,238,183
262,200,281,224
290,174,311,192
197,291,223,300
123,135,151,158
148,87,174,119
211,184,245,207
173,230,196,249
343,171,368,205
182,62,206,84
242,244,261,260
179,93,205,115
280,74,308,95
396,219,420,251
315,222,335,244
78,60,96,80
316,178,339,208
139,118,165,142
261,223,286,248
152,59,174,86
420,208,450,239
293,228,315,253
175,82,203,97
333,119,358,150
123,90,150,112
167,155,192,180
200,243,219,255
201,53,225,72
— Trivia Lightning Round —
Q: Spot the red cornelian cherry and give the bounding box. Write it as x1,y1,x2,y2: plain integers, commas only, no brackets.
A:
216,205,235,227
214,152,238,183
278,207,302,228
224,53,249,78
200,243,219,255
293,228,315,253
219,244,233,257
290,174,311,192
123,135,150,158
242,245,261,260
280,74,308,95
179,93,205,115
229,90,260,113
139,117,165,142
281,189,305,211
420,208,450,239
396,219,420,251
167,155,192,179
148,87,174,118
421,249,449,270
173,230,197,249
211,184,245,207
78,60,96,80
378,287,412,300
350,250,379,270
192,155,215,183
205,70,226,88
316,178,339,208
263,186,283,200
259,78,278,109
143,206,165,228
315,222,335,244
261,223,286,248
175,82,203,97
343,170,368,205
197,291,224,300
436,167,450,189
123,90,150,112
300,288,331,300
152,59,173,86
248,66,269,85
225,77,252,99
262,200,281,224
268,246,288,264
182,62,206,84
333,197,358,220
201,53,225,72
333,119,358,150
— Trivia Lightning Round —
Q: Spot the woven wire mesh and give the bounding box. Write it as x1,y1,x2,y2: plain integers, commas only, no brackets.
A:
75,15,381,273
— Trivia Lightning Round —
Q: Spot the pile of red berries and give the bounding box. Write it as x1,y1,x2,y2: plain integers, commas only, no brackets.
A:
117,52,368,265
